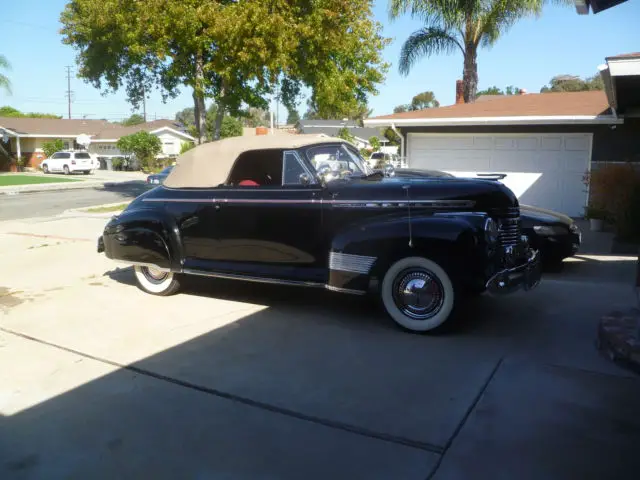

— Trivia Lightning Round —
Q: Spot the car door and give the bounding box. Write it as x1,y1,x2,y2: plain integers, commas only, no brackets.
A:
182,148,325,283
47,152,61,171
54,152,71,172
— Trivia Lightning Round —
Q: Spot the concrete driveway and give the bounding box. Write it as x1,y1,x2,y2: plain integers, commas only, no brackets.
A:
1,213,639,479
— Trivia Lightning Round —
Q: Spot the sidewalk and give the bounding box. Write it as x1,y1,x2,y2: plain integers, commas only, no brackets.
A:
0,171,147,195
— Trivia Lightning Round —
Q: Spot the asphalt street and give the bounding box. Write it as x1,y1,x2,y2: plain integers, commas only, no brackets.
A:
0,183,151,221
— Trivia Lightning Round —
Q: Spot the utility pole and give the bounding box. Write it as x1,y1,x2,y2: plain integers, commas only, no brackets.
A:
142,86,147,122
65,66,73,119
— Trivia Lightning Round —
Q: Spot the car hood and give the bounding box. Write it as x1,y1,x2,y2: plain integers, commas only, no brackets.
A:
520,204,573,225
327,176,518,210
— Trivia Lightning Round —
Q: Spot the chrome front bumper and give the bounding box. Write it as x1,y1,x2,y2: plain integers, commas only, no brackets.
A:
485,249,541,295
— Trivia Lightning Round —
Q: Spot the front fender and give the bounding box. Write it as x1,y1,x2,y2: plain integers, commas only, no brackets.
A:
102,207,183,271
328,213,487,293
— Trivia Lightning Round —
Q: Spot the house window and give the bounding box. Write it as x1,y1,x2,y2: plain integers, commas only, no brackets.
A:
62,142,70,150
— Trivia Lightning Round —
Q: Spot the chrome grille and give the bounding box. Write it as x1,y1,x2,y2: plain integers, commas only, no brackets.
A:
493,207,521,247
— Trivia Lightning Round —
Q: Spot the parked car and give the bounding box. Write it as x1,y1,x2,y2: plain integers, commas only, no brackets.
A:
97,135,541,333
390,168,581,266
40,151,95,175
146,165,174,185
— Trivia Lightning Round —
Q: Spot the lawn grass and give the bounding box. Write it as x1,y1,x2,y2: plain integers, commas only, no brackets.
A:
0,174,81,187
85,203,129,213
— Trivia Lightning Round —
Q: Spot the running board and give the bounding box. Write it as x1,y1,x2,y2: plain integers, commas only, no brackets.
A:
181,268,366,295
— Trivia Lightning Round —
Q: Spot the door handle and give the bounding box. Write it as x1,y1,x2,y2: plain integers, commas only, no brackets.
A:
215,204,221,211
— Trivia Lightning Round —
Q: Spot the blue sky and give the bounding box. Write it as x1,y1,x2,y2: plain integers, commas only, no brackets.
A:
1,0,639,121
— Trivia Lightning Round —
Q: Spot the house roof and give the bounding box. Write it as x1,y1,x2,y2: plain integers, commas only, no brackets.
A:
0,117,194,141
0,117,113,136
364,91,620,127
297,125,381,141
297,119,359,128
607,52,640,60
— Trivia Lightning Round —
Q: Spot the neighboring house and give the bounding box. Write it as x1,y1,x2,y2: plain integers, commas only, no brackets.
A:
364,53,640,217
0,118,195,171
296,119,382,150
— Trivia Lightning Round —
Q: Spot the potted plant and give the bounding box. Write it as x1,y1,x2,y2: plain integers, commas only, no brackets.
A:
585,205,606,232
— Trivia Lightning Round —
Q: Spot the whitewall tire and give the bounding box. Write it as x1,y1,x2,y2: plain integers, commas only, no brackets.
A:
381,256,455,333
133,265,181,296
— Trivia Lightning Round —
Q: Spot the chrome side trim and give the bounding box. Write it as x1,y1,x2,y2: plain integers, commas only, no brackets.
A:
142,197,476,208
329,252,376,274
325,285,367,296
182,269,325,288
114,260,171,272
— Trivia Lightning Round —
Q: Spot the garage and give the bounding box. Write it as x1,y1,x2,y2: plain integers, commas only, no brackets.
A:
364,88,632,219
407,132,592,216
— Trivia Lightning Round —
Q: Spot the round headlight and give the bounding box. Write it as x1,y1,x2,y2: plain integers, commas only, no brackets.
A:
484,217,499,244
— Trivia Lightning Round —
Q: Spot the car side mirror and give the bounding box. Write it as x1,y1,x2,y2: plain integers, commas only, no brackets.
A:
316,165,333,185
383,163,395,178
299,173,311,186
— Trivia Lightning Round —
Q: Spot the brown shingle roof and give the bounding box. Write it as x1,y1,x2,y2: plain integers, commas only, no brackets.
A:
369,91,610,121
607,52,640,60
0,117,113,136
0,117,192,140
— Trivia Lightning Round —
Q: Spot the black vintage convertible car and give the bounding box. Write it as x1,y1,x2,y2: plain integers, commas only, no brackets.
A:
97,135,541,333
390,169,582,267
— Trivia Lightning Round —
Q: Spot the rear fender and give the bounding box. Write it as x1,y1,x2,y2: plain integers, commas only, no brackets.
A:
102,208,183,271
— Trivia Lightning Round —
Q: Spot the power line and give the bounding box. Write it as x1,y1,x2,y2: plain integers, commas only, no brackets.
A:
65,66,74,119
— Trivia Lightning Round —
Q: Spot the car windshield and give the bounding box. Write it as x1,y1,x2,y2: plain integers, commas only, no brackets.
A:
370,152,384,159
305,144,373,177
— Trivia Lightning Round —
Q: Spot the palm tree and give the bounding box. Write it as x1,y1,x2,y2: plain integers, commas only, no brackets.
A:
0,55,11,94
390,0,566,103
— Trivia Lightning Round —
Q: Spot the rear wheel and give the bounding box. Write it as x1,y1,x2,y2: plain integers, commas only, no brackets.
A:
63,165,70,175
133,265,181,296
380,256,456,333
83,170,91,175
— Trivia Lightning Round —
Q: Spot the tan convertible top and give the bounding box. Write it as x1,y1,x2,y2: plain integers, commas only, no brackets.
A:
163,134,347,189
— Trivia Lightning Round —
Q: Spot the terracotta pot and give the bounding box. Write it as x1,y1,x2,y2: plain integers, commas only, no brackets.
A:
256,126,269,136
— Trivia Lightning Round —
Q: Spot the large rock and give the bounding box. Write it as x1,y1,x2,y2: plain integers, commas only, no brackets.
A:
597,308,640,374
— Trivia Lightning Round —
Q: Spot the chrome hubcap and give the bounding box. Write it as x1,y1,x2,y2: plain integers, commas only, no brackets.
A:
142,266,169,284
392,269,444,320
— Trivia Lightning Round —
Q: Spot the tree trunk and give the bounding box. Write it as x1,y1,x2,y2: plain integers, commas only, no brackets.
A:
192,52,207,144
462,45,478,103
212,80,227,141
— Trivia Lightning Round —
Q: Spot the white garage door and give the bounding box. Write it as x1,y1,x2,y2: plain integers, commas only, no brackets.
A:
407,133,592,217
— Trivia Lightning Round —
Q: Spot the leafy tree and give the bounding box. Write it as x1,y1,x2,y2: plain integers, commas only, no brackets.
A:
219,116,243,139
241,108,269,128
61,0,388,144
411,91,439,110
540,74,604,93
393,104,412,114
116,131,162,170
390,0,566,103
369,136,381,151
175,107,195,128
42,139,66,158
180,141,195,154
383,127,401,146
286,108,300,125
337,127,355,144
477,85,521,96
0,55,11,94
121,113,145,126
0,106,61,118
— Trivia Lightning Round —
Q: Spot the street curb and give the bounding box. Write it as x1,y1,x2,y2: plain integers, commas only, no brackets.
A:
0,179,147,196
62,200,131,217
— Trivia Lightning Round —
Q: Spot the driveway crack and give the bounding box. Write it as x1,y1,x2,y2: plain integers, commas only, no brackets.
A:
426,357,504,480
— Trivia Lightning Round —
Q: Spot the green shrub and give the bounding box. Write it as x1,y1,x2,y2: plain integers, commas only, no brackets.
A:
42,139,65,158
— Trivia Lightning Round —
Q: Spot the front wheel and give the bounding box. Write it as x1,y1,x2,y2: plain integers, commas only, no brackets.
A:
133,265,181,296
380,256,456,333
42,164,49,174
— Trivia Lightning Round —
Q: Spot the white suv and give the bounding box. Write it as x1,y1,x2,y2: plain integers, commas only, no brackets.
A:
40,151,96,175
